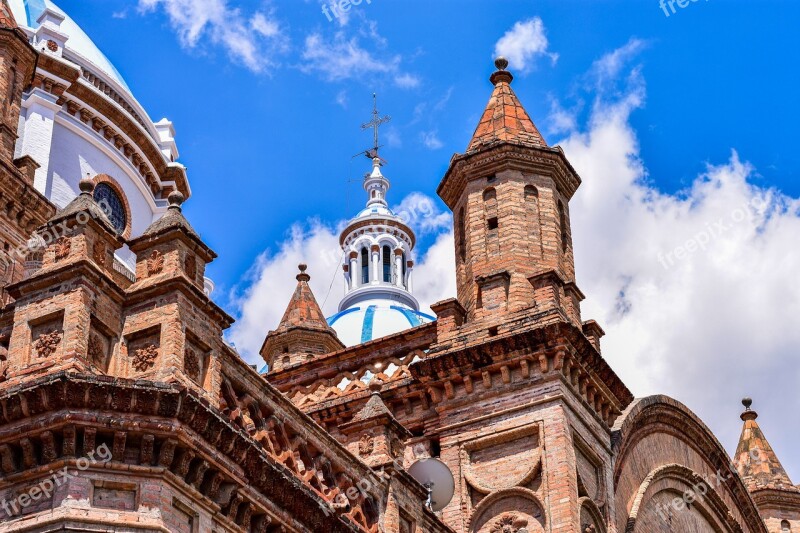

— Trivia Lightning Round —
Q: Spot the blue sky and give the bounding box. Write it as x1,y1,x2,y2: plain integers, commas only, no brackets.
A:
59,0,800,480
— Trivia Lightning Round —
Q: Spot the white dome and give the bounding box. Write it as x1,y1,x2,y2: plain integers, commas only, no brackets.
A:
328,302,434,347
8,0,131,93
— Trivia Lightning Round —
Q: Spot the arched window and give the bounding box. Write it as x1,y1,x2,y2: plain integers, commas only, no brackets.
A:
457,207,466,262
483,188,499,253
558,199,568,252
382,245,392,282
8,60,17,105
360,247,369,284
401,252,407,285
483,188,497,225
94,182,127,234
524,185,543,258
782,520,791,532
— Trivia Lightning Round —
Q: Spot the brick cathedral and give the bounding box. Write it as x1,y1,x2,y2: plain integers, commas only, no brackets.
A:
0,2,796,532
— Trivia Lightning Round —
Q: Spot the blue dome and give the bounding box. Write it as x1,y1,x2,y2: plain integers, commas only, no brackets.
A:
328,303,434,347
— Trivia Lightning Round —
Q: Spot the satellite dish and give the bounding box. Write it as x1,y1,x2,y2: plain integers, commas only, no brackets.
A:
408,458,454,512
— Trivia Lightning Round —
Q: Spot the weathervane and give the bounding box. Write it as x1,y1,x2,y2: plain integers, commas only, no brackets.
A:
361,93,391,160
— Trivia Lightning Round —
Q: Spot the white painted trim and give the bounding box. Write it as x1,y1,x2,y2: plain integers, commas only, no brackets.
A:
54,113,163,213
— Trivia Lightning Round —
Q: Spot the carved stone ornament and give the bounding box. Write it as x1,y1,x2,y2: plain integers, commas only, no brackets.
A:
88,333,105,367
54,237,71,261
34,331,62,358
490,514,529,533
131,344,158,372
184,348,200,381
358,435,374,457
147,250,164,276
46,39,58,52
93,240,105,266
184,254,196,280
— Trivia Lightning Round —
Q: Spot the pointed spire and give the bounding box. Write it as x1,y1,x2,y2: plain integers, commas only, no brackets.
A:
734,398,796,492
276,264,333,332
466,57,547,153
260,264,345,372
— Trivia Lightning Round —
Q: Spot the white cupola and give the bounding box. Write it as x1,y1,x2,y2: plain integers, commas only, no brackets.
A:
326,96,434,347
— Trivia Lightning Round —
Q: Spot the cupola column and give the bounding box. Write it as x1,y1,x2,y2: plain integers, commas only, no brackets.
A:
394,249,403,288
349,251,359,289
370,244,380,284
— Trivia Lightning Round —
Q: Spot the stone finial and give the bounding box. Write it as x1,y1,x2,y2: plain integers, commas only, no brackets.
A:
296,263,310,283
490,56,514,85
741,397,758,421
79,175,95,195
168,190,185,210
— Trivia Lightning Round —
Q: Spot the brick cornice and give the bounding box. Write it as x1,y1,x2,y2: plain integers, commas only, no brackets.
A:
0,372,366,533
437,143,582,209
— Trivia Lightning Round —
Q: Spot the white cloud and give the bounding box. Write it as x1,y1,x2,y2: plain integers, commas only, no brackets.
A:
301,31,398,81
300,22,415,87
494,17,558,73
137,0,286,73
411,230,456,316
335,89,348,108
552,40,800,477
227,221,343,362
392,192,452,235
420,130,443,150
394,73,421,89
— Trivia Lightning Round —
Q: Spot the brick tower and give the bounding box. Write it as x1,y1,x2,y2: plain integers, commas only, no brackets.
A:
260,264,345,372
0,4,54,304
438,57,584,327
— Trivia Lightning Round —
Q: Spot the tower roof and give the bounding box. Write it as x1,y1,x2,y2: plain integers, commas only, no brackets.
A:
733,398,796,492
47,177,117,236
261,265,345,371
276,264,334,334
466,57,547,153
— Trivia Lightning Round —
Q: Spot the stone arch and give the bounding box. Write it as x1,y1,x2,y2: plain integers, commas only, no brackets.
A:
612,395,767,533
468,487,545,533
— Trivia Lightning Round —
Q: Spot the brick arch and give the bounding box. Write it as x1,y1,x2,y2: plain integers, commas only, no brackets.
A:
579,497,606,533
625,464,738,533
612,395,767,533
467,487,546,533
91,174,133,239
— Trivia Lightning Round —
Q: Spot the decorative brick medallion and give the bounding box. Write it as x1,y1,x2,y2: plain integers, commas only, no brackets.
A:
34,331,61,358
54,237,71,261
131,343,158,372
184,254,196,280
146,249,163,276
358,435,373,457
184,347,200,381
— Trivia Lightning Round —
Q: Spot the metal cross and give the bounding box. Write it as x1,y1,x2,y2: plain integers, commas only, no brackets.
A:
361,93,391,156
